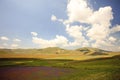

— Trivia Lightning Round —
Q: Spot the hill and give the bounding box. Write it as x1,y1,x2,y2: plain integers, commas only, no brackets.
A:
0,49,14,54
0,47,80,54
76,47,109,55
37,47,65,54
0,47,108,55
0,47,120,60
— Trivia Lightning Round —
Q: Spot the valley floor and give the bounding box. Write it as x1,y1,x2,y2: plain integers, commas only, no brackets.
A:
0,55,120,80
0,52,120,60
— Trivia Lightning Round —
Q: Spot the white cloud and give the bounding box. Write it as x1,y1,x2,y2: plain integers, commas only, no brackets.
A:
0,37,21,49
30,0,120,51
82,40,90,47
67,0,93,23
63,20,70,25
66,25,84,39
66,0,113,42
88,6,113,26
31,32,38,36
92,40,113,47
66,0,119,51
66,0,113,44
86,6,114,50
0,36,9,41
65,0,116,50
111,25,120,33
13,38,21,42
62,24,91,49
32,35,68,48
86,6,113,41
31,29,89,49
87,24,110,41
51,15,57,21
109,37,116,42
67,0,113,25
11,44,19,48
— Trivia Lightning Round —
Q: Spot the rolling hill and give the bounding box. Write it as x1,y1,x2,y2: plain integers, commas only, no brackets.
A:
0,47,120,60
76,47,109,55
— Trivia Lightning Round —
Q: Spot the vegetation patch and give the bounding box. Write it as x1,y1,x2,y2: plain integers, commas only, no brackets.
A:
0,55,120,80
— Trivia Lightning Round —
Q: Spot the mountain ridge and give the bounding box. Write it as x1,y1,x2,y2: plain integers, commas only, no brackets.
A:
0,47,111,55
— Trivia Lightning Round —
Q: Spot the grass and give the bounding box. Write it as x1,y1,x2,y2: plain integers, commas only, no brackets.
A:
0,55,120,80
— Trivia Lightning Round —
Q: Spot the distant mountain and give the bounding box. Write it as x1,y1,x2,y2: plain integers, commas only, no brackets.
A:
76,47,109,55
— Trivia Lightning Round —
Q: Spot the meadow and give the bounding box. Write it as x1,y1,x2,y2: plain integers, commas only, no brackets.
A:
0,47,120,80
0,55,120,80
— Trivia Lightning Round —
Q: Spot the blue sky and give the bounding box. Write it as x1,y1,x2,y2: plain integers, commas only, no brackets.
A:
0,0,120,51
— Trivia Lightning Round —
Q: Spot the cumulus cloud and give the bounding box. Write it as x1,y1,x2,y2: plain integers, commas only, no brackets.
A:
64,0,119,51
64,25,89,48
66,25,83,39
109,37,116,42
66,0,113,43
51,15,57,21
92,40,114,47
67,0,120,50
31,25,89,49
89,7,113,25
87,6,113,43
31,0,120,51
111,25,120,33
67,0,113,25
31,32,38,36
13,38,21,42
67,0,93,23
32,34,68,48
0,37,21,48
0,36,9,41
87,24,110,41
61,0,115,50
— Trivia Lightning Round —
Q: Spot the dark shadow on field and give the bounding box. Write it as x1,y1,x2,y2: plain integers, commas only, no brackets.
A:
0,55,120,66
0,58,74,67
90,52,108,55
0,58,73,61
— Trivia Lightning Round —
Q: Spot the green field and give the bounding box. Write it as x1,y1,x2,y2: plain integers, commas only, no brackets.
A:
0,55,120,80
0,47,120,80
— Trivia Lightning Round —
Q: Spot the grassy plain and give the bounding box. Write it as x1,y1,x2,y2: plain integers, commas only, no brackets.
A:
0,47,120,80
0,55,120,80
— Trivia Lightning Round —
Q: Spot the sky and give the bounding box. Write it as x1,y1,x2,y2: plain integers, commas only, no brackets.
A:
0,0,120,51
